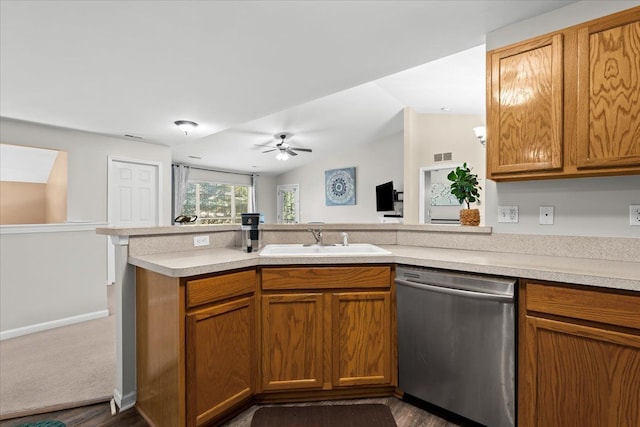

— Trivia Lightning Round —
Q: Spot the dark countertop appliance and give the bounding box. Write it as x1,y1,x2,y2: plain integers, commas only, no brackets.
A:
241,213,261,252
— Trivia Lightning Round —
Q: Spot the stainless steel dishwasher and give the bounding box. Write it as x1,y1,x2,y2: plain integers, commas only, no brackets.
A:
395,266,516,427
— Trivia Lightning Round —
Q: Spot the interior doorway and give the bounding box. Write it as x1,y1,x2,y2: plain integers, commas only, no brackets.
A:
107,157,161,282
277,184,299,224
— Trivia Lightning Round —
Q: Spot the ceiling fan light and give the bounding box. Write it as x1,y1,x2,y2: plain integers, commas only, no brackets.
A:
276,151,290,161
174,120,198,135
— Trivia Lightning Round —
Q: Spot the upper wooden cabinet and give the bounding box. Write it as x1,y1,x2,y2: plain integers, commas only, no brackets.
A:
489,34,564,175
487,7,640,181
576,14,640,169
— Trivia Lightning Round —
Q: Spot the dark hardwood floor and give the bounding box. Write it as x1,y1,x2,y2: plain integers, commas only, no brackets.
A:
0,397,461,427
0,401,146,427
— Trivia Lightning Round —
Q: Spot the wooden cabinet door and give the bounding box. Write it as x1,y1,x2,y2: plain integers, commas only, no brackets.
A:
261,293,324,391
488,33,564,177
331,291,392,387
576,11,640,170
186,296,255,427
521,316,640,427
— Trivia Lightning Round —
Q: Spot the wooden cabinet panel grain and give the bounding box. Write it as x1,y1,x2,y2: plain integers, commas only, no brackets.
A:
186,297,254,427
577,12,640,169
487,6,640,180
259,265,396,394
488,34,564,176
261,266,391,290
186,269,255,308
519,281,640,427
526,281,640,329
261,293,324,391
331,291,391,387
136,268,185,427
523,316,640,427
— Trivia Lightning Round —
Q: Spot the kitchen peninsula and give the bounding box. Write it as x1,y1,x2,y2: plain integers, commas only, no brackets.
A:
97,223,640,427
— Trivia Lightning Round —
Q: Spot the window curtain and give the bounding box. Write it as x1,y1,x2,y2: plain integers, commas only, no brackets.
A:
172,164,190,221
251,174,258,212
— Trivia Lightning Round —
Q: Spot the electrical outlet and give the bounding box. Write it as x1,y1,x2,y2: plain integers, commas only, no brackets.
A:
498,206,518,223
539,206,554,225
193,235,210,247
630,205,640,226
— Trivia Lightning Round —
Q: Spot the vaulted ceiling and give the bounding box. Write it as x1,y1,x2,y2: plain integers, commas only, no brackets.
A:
1,1,577,175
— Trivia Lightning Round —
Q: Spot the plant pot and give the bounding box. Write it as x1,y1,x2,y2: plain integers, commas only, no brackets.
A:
460,208,480,226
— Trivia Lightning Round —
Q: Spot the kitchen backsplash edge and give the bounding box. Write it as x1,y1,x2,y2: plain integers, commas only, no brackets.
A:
115,225,640,263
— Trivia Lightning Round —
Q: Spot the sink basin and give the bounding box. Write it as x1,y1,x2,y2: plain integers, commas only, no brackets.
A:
259,243,391,257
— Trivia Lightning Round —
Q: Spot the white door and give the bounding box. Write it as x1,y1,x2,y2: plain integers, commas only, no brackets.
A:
107,158,160,283
277,184,299,224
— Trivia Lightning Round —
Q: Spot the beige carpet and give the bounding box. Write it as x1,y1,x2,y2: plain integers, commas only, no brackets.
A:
0,304,115,420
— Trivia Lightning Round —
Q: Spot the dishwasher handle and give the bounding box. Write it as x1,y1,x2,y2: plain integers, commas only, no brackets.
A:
395,278,514,303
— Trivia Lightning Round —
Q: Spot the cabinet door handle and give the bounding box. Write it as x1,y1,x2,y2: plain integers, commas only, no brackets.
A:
395,278,514,303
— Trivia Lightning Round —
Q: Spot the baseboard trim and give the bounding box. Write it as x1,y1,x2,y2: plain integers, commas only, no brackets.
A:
0,395,112,421
113,388,136,411
0,309,109,341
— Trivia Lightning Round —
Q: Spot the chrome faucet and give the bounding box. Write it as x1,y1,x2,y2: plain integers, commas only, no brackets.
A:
308,228,323,245
341,232,349,246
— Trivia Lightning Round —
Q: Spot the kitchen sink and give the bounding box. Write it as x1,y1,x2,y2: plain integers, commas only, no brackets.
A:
259,243,391,257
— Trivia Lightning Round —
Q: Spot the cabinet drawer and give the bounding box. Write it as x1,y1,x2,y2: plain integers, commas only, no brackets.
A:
525,281,640,330
262,266,391,291
187,270,256,308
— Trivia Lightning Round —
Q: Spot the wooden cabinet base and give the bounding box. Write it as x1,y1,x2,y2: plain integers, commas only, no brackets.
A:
255,386,397,404
519,281,640,427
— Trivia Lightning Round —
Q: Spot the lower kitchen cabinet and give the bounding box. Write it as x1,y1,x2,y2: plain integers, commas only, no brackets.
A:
135,267,257,427
332,291,391,387
519,281,640,427
261,293,324,391
186,296,255,426
259,266,396,395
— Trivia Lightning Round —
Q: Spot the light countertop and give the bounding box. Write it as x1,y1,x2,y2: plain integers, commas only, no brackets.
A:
128,244,640,292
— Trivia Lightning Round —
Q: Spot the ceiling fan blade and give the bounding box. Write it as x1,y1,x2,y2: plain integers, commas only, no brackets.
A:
254,140,275,148
262,148,277,153
285,148,298,156
291,147,312,152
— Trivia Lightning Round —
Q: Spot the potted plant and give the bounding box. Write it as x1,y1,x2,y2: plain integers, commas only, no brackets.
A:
447,162,482,226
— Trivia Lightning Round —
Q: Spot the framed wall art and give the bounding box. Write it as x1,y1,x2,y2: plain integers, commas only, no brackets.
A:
325,167,356,206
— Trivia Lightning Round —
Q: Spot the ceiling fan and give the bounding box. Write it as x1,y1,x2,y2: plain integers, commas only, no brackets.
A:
262,134,312,160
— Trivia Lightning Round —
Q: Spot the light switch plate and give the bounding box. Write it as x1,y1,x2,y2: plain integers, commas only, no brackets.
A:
539,206,554,225
194,235,210,247
630,205,640,226
498,206,518,223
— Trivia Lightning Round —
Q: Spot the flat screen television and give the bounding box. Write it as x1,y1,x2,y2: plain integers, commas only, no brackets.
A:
376,181,395,212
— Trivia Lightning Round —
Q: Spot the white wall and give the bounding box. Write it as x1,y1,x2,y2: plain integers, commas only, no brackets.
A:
256,174,277,223
403,110,486,224
0,117,173,223
484,0,640,238
276,132,403,223
1,227,107,337
486,0,639,50
0,117,173,336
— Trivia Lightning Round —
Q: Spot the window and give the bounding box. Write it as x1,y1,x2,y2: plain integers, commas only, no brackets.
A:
183,181,251,224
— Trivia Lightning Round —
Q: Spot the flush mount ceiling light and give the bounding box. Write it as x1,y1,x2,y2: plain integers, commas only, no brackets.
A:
174,120,198,135
473,126,486,146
